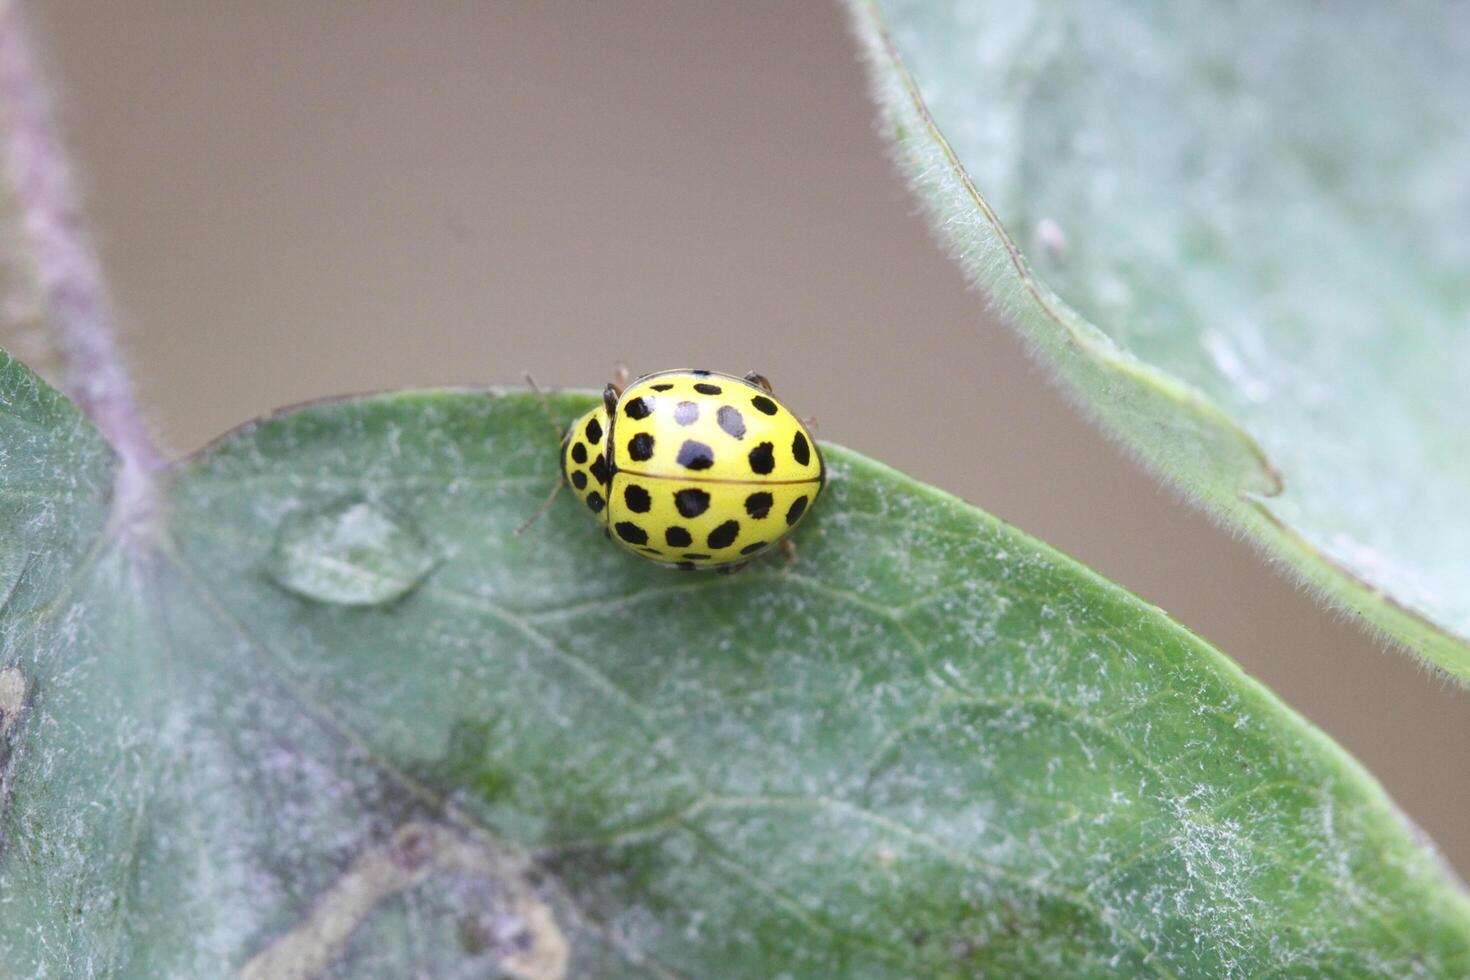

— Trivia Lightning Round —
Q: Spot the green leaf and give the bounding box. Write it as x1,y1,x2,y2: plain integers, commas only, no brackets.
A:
2,350,1468,975
848,0,1470,680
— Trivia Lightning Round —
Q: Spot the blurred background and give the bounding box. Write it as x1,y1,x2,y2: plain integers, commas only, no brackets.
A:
29,2,1468,874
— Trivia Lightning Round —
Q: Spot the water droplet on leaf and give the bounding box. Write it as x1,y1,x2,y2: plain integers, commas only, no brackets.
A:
268,498,435,606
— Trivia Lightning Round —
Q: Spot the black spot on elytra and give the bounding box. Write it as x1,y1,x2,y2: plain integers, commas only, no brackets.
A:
717,405,746,440
627,432,654,461
674,488,710,518
623,484,652,513
785,495,808,526
748,442,775,475
571,442,588,464
707,520,740,549
694,382,722,395
677,440,714,470
751,395,778,416
571,470,588,491
624,396,652,420
682,553,711,561
674,401,700,426
651,383,674,391
590,454,610,485
792,431,811,466
665,526,693,547
585,417,603,443
744,491,773,518
585,491,605,513
615,522,649,545
741,541,767,555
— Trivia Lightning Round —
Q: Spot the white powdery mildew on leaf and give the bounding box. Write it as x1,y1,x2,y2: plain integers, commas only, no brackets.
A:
851,0,1470,675
1,372,1468,976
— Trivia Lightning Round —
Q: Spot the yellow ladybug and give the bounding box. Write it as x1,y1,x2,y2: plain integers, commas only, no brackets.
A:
560,369,824,570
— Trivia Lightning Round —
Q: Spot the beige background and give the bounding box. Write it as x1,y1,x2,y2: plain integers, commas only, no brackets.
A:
32,3,1468,875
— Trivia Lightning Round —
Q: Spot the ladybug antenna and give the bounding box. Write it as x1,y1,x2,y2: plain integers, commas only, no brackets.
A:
743,371,774,393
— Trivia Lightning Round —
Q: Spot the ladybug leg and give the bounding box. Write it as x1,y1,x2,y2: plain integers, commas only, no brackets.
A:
522,371,566,439
516,371,571,537
716,561,751,576
780,538,799,565
603,383,621,415
514,479,564,537
743,371,774,394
